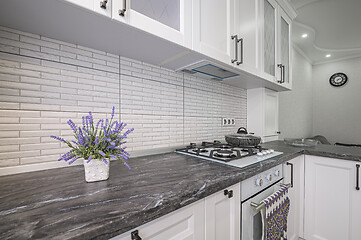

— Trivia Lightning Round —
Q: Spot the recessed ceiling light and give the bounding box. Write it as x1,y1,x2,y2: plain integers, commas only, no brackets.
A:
326,54,331,58
302,33,308,38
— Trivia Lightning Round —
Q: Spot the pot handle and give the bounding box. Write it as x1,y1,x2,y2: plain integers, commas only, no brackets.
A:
237,127,248,134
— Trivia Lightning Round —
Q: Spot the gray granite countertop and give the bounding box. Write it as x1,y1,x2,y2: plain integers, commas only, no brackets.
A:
1,140,361,239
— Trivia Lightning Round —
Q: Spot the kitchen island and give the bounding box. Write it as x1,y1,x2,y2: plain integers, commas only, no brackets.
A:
1,141,361,240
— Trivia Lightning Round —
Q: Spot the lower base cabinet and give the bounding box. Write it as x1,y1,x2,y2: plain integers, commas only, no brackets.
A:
284,155,305,240
205,183,240,240
304,155,361,240
112,183,240,240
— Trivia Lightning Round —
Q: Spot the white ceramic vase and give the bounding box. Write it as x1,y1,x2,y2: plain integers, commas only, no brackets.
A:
83,159,110,182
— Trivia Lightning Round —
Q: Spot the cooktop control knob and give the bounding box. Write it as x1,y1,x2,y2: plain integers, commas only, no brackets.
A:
257,152,263,156
269,149,274,153
274,170,280,176
266,173,272,181
255,178,263,187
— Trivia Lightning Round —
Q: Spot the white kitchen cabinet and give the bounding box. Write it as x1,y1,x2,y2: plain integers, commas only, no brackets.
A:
192,0,236,64
304,156,361,240
247,88,279,142
112,0,192,48
234,0,260,74
205,183,241,240
260,0,292,89
112,183,240,240
111,199,205,240
284,155,305,240
64,0,112,17
277,8,292,89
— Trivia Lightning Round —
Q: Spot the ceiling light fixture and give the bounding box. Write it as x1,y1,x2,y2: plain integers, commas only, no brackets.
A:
326,54,331,58
302,33,308,38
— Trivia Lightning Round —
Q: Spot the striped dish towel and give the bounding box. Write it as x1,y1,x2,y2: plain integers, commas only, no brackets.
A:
261,187,290,240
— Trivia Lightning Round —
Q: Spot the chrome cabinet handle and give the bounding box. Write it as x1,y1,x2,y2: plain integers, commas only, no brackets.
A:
277,64,283,83
281,65,285,83
356,164,360,191
231,35,238,64
236,38,243,65
286,162,294,188
100,0,108,9
119,0,126,16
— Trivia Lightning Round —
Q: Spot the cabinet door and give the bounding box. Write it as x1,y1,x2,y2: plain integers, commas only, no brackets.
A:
112,0,191,47
278,8,292,88
262,0,277,80
304,156,361,240
111,200,205,240
284,155,305,240
205,183,240,240
236,0,259,73
193,0,236,64
264,89,279,137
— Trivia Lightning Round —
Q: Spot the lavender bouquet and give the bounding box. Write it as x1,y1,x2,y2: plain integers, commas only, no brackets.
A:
50,107,134,169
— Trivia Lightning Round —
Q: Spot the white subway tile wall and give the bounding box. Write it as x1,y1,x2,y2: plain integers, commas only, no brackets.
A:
0,26,247,169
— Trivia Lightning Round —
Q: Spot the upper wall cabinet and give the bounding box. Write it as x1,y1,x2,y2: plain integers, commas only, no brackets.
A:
192,0,236,64
112,0,192,48
65,0,112,17
260,0,293,89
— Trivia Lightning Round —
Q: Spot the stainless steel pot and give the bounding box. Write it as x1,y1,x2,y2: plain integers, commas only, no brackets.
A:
225,127,261,147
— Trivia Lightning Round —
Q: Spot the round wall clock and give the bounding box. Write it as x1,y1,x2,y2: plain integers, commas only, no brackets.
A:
329,72,348,87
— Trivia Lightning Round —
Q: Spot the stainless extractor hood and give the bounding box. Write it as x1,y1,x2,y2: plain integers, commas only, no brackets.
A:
176,60,239,80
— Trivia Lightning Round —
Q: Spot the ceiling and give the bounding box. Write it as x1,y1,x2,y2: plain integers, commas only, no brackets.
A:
290,0,361,65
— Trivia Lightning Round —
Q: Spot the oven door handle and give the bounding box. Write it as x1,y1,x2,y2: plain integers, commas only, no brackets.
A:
250,183,292,212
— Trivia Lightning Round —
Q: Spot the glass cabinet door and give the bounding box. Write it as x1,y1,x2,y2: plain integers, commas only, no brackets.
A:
130,0,180,31
279,10,291,86
263,0,277,77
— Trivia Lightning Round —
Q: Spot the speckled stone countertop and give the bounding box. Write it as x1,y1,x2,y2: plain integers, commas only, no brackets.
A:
1,141,361,239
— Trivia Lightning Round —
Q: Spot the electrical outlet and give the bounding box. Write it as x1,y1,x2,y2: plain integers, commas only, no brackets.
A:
222,118,236,126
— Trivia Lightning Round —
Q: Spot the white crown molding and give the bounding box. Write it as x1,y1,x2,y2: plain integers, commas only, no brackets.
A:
313,54,361,66
276,0,297,19
292,43,313,64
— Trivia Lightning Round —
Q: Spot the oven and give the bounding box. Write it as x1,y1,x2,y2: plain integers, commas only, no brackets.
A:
240,165,290,240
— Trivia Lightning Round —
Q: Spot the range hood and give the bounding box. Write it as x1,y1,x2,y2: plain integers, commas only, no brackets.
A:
176,60,240,80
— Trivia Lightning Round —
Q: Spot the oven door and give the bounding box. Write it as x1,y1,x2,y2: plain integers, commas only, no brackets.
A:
241,180,282,240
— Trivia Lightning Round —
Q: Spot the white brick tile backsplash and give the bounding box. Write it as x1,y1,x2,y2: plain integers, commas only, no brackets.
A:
20,49,59,62
0,131,19,138
0,158,19,167
0,26,247,169
0,102,20,109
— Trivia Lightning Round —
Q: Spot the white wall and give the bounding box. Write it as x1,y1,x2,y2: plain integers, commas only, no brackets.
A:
0,26,247,172
312,57,361,144
278,48,313,139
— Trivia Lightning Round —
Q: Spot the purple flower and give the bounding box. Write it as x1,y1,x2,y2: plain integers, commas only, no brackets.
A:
123,161,131,170
88,111,93,125
111,106,115,119
124,128,134,136
96,119,103,129
67,120,77,133
71,140,79,146
68,156,79,165
50,135,67,144
82,116,86,128
93,136,99,145
99,150,106,157
110,121,118,130
87,155,92,163
102,158,109,164
106,145,116,149
109,154,118,159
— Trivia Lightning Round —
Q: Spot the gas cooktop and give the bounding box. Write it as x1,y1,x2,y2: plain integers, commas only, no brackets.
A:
176,140,283,169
